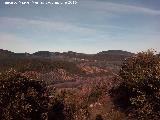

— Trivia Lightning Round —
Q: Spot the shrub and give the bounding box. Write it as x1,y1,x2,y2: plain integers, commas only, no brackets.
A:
0,70,49,120
88,85,104,104
48,100,65,120
111,50,160,119
95,114,103,120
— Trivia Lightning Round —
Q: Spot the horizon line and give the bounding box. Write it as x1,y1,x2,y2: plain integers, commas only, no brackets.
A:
1,48,159,55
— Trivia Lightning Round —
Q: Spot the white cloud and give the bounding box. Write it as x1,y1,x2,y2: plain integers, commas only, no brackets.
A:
83,0,160,16
0,17,96,34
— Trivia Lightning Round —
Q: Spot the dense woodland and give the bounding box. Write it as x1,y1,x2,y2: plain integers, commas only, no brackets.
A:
0,49,160,120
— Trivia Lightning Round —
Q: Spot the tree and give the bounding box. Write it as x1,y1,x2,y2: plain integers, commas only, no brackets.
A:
0,70,49,120
111,50,160,119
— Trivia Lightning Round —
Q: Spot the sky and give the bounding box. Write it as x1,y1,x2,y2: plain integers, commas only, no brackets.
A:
0,0,160,54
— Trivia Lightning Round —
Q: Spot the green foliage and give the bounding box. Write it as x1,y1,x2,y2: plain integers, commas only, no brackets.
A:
111,50,160,119
0,70,49,120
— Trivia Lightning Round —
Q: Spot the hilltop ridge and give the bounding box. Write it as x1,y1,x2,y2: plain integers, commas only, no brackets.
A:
0,49,134,59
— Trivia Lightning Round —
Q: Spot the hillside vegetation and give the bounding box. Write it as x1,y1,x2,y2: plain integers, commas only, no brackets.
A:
0,57,83,75
0,49,160,120
110,50,160,119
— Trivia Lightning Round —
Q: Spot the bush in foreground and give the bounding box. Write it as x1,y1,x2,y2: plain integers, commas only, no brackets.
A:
0,70,49,119
110,50,160,119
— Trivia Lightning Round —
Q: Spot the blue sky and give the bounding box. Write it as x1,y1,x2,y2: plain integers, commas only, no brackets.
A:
0,0,160,53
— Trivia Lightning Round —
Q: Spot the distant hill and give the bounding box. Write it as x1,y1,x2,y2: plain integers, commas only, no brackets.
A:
0,49,15,58
33,51,54,57
97,50,133,56
0,49,134,61
94,50,134,61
